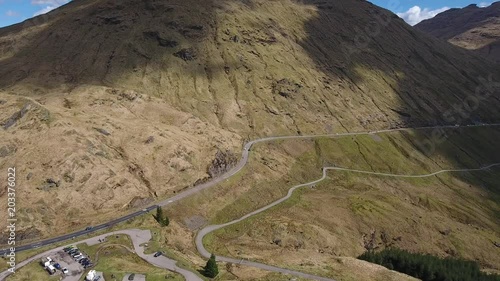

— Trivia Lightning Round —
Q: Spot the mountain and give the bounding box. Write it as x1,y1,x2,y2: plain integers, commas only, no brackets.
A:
416,2,500,62
0,0,499,255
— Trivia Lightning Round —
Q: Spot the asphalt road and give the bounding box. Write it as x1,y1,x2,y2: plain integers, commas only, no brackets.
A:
195,163,500,281
1,123,499,280
0,229,203,281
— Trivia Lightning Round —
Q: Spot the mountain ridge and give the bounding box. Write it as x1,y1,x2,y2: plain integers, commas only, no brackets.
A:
0,0,499,261
416,1,500,62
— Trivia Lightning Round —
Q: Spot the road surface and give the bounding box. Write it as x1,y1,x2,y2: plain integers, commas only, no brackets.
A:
0,229,203,281
195,163,500,281
1,123,499,280
3,123,499,255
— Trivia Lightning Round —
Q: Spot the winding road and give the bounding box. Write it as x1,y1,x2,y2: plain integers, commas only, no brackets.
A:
2,123,500,280
195,163,500,281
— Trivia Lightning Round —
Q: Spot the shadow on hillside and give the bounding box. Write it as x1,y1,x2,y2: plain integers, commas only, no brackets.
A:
0,0,228,91
1,0,500,224
297,0,500,226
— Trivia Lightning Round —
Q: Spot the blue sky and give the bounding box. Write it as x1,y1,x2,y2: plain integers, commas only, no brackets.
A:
0,0,495,28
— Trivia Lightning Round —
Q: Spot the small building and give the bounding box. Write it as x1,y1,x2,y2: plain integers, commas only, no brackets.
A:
86,270,97,281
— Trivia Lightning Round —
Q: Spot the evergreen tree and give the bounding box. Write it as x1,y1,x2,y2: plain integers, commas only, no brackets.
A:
155,206,163,223
155,206,170,226
203,254,219,278
358,248,500,281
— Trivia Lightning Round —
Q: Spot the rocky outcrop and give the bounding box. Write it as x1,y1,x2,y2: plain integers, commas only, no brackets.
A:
207,149,237,178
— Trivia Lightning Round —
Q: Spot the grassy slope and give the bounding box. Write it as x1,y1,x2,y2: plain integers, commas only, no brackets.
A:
167,127,500,279
1,0,500,243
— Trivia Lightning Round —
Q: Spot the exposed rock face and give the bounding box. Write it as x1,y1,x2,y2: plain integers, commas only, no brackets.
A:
207,149,238,178
0,144,16,158
173,48,196,61
3,103,31,129
416,2,500,62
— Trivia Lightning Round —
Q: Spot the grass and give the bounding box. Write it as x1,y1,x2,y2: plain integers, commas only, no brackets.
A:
93,247,183,281
5,126,500,279
5,260,60,281
193,127,500,278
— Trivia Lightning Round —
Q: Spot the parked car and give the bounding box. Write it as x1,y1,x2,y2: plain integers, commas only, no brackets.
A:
75,255,85,261
63,246,75,252
154,251,162,257
54,263,61,270
94,277,101,281
62,268,69,274
71,252,81,257
84,263,93,268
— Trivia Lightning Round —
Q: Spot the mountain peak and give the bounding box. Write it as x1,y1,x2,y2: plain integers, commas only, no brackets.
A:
415,1,500,62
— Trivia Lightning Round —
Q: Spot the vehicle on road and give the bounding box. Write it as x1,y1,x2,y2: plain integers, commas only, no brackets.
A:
154,251,163,257
85,226,93,231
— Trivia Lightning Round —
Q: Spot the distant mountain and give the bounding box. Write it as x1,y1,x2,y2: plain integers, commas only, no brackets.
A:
415,2,500,62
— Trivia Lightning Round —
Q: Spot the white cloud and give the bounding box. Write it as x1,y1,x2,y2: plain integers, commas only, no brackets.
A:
33,6,57,16
32,0,70,16
478,2,491,8
397,6,450,26
32,0,68,5
6,10,19,17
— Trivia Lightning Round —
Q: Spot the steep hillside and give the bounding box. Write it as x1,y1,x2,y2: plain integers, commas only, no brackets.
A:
1,0,500,242
416,2,500,62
